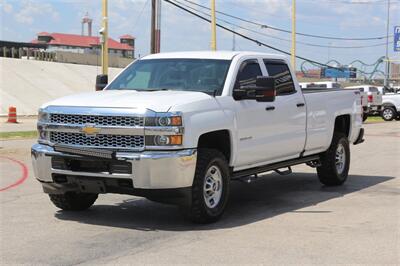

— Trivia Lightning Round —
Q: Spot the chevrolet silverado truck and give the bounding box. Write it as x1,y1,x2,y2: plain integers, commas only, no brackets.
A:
32,51,364,223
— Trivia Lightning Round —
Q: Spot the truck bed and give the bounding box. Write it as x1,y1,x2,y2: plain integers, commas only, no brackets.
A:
302,88,362,157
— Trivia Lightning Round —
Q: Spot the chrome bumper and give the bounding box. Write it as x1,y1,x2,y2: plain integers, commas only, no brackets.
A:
31,143,197,190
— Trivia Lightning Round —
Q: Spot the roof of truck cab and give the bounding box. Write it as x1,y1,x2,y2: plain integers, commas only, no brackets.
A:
141,51,287,60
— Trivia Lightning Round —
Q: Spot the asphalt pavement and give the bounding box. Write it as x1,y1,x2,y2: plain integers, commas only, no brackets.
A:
0,122,399,265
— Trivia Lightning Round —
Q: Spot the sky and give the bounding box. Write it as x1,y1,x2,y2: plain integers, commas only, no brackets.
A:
0,0,399,73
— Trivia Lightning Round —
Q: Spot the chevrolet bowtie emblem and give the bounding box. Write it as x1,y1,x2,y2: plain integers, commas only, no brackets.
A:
81,124,101,136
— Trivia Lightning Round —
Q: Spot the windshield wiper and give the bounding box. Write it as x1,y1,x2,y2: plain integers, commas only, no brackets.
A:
145,88,177,92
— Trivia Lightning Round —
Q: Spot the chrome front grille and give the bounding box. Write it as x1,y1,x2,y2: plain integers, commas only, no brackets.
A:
50,114,144,127
50,132,144,149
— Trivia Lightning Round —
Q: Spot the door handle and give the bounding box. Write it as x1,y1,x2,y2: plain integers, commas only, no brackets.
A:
265,106,275,111
296,103,305,107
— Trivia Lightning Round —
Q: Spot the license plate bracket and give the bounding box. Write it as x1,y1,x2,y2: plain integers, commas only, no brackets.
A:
77,179,106,193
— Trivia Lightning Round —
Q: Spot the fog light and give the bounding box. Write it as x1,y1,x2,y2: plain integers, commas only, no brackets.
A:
155,135,170,145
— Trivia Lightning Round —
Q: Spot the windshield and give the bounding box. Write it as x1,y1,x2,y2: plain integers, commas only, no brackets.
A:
107,58,231,95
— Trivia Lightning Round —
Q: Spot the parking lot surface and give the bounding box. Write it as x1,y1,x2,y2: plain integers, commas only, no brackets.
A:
1,122,399,265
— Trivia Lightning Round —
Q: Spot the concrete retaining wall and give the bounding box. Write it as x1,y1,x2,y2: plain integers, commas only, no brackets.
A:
0,57,123,116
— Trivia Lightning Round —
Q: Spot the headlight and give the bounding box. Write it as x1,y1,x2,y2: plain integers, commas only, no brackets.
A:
38,108,49,123
37,124,48,141
145,115,182,126
146,135,183,146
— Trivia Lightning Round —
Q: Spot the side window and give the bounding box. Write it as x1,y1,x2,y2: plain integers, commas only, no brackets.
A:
369,87,379,93
263,60,296,95
236,60,262,87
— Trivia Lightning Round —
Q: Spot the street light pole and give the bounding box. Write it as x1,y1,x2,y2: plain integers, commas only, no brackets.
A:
210,0,217,51
291,0,296,69
101,0,108,76
384,0,391,87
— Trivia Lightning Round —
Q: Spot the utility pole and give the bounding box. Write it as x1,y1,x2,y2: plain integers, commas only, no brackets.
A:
210,0,217,51
291,0,296,69
150,0,161,54
101,0,108,76
384,0,391,87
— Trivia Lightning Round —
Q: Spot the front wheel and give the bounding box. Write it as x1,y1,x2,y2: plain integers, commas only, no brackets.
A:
317,133,350,186
184,149,230,223
381,107,396,121
49,192,98,211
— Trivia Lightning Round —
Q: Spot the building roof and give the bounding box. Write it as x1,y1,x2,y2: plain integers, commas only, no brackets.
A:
119,34,135,40
33,32,134,51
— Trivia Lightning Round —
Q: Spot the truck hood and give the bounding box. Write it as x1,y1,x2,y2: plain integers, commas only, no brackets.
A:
42,90,213,112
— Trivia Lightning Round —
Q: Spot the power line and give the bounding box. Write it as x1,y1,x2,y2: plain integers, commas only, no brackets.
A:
132,0,150,30
301,0,400,5
174,0,393,49
181,0,393,41
163,0,345,69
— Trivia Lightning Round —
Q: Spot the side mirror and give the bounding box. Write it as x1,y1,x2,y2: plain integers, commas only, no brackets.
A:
95,74,108,91
233,76,276,102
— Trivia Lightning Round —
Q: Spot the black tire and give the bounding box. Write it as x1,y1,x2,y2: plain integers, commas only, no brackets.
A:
49,192,98,211
317,133,350,186
184,148,230,223
381,106,396,121
362,113,368,122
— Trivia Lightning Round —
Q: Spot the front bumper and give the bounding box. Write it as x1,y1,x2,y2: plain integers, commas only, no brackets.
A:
31,143,197,190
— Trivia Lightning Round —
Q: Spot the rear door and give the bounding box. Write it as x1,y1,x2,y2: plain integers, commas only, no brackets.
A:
262,59,307,159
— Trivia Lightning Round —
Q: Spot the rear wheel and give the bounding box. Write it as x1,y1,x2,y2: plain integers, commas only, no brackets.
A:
49,192,98,211
184,149,230,223
381,107,396,121
317,133,350,186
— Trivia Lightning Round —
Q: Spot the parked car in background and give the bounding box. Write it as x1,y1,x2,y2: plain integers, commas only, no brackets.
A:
346,85,382,119
392,86,400,94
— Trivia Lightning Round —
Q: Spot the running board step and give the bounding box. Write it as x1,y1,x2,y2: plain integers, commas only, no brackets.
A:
274,167,292,175
232,155,320,180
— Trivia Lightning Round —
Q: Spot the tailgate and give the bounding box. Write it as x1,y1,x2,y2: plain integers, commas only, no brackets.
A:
374,93,383,105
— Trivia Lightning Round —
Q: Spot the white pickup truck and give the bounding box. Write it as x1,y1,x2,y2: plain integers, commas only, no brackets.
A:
378,88,400,121
346,85,383,118
32,51,364,223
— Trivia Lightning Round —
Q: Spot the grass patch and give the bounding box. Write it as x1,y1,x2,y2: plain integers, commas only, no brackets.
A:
365,116,384,123
0,130,38,140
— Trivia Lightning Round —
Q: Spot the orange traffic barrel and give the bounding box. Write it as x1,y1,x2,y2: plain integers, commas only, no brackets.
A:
7,106,17,123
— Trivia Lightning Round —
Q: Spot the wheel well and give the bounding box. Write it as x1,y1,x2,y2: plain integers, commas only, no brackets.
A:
334,115,350,137
382,103,395,108
198,130,231,162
